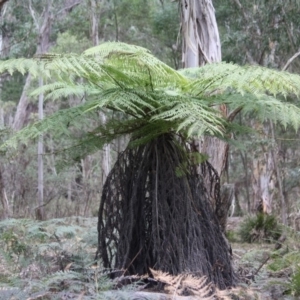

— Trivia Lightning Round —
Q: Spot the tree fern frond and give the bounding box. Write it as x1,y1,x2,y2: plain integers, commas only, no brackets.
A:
0,57,47,77
53,118,144,170
84,42,188,88
30,82,88,101
1,105,94,149
151,95,225,137
208,93,300,131
3,42,300,161
181,62,300,97
83,41,151,57
82,88,161,118
242,95,300,130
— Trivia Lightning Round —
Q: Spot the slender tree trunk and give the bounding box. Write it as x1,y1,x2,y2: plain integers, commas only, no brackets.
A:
37,78,44,219
251,122,275,214
90,0,111,181
239,151,251,213
12,75,32,130
270,121,286,224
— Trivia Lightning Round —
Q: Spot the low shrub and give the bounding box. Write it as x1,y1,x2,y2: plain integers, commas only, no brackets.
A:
238,213,282,243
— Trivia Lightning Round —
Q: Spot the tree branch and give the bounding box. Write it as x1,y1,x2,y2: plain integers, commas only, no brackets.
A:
57,0,82,15
227,106,243,122
282,50,300,71
231,0,248,21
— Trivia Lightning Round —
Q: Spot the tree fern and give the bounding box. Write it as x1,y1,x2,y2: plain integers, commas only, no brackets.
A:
1,42,300,154
5,42,300,289
1,42,300,155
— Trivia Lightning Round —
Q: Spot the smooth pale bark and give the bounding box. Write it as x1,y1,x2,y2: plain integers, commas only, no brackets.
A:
252,155,274,214
270,121,286,224
181,0,221,67
250,120,276,215
0,2,9,57
12,75,32,131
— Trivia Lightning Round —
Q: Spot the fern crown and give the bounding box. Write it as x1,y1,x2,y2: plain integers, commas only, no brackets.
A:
1,41,300,155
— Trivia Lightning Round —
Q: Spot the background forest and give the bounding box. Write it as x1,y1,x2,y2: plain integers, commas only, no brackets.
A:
1,0,300,299
1,0,300,223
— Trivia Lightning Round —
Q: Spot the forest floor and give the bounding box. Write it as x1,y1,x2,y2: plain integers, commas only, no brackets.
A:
0,216,298,299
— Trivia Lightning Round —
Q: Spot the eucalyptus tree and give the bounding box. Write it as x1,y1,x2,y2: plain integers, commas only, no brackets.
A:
2,42,300,287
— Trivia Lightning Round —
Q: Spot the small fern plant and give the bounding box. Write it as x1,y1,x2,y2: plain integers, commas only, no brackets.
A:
1,42,300,155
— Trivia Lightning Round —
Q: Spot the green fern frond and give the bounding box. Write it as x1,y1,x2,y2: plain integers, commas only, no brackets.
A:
182,62,300,97
1,104,93,149
84,42,187,88
151,95,224,137
30,81,87,100
210,92,300,130
243,96,300,130
0,57,47,77
2,42,300,160
83,41,150,56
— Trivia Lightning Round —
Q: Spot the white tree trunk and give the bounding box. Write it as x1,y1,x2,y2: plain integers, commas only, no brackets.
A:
181,0,221,67
12,75,32,130
252,154,274,214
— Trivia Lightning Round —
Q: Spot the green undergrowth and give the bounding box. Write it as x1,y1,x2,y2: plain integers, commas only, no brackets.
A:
238,213,282,244
0,217,135,300
228,216,300,298
266,228,300,297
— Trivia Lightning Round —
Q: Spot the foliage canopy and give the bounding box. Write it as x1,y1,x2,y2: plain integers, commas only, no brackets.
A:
1,42,300,159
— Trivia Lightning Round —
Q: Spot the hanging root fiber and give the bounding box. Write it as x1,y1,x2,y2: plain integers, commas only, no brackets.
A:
97,134,235,289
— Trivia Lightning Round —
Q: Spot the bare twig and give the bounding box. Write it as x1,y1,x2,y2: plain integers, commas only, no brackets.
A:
253,254,271,276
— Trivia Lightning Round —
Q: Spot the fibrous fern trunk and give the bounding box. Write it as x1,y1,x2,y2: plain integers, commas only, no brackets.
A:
97,134,235,289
